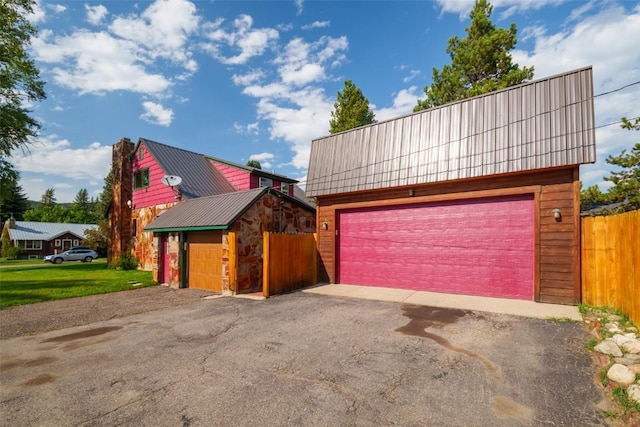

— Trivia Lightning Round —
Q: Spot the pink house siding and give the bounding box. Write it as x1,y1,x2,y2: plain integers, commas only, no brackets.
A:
132,143,176,208
211,162,251,190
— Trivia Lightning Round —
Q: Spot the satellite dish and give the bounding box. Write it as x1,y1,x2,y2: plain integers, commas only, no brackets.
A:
161,175,182,187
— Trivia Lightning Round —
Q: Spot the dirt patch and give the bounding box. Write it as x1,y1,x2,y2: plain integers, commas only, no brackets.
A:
0,286,213,339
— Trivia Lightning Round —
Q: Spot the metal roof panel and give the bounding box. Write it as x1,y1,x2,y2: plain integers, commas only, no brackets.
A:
306,67,597,197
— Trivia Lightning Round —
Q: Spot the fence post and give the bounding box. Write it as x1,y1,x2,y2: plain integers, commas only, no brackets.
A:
263,232,270,298
228,231,236,294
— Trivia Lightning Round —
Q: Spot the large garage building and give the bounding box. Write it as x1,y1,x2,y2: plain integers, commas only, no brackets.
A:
306,67,596,305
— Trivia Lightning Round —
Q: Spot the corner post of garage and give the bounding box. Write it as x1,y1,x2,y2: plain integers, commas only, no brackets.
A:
180,231,187,288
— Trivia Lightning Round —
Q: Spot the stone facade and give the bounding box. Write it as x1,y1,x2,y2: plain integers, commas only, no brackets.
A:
131,203,178,272
228,193,316,293
108,138,134,266
141,192,315,293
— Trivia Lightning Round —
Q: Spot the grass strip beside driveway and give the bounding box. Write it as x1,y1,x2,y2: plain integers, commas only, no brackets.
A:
0,260,155,307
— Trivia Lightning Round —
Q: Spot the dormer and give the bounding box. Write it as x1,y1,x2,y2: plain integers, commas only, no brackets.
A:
208,157,297,197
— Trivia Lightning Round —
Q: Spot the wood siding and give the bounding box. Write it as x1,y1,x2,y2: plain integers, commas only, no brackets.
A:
263,232,317,297
187,231,223,292
211,162,251,190
132,142,177,208
582,210,639,325
316,167,580,305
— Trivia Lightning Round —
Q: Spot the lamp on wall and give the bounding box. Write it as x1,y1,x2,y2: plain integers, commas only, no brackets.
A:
127,200,133,209
552,208,561,221
322,221,329,230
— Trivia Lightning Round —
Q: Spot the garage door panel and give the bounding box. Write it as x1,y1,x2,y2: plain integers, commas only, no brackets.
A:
338,196,534,300
187,231,223,292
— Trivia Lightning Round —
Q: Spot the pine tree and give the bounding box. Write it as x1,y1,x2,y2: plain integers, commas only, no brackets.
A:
414,0,533,112
329,80,376,134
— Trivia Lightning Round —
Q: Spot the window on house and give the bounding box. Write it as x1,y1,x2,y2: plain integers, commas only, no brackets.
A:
19,240,42,250
55,239,61,247
138,147,144,160
73,239,79,246
134,168,150,189
259,177,273,188
281,182,290,195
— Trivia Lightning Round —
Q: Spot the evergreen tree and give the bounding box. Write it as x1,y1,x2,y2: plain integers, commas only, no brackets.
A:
40,188,56,206
604,118,640,212
246,160,262,169
0,179,30,222
414,0,533,112
329,80,376,134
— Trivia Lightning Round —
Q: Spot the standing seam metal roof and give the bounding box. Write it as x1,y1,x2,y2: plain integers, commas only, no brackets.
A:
138,138,237,199
306,67,597,197
144,188,267,230
8,222,97,241
144,187,315,231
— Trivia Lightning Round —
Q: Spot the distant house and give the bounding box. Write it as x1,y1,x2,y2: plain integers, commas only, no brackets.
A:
109,138,315,294
306,67,597,305
3,218,97,259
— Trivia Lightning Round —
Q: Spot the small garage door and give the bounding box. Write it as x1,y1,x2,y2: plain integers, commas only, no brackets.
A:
187,231,223,292
338,195,534,300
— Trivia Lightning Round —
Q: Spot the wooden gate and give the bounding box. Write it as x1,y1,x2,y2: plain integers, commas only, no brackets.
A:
263,233,317,297
582,209,639,325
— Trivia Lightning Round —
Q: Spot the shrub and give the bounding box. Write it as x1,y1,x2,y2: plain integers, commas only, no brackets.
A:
112,251,139,270
6,246,22,260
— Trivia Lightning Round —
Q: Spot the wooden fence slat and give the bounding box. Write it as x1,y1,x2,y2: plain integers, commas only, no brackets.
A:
581,210,640,326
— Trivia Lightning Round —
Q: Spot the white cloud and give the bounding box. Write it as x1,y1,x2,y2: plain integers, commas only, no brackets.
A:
403,69,421,83
511,2,640,187
373,86,422,122
32,29,172,95
302,21,330,30
140,101,174,126
50,4,66,13
248,152,275,168
28,0,46,23
295,0,304,16
85,4,108,25
233,121,260,135
109,0,200,69
436,0,567,18
202,14,279,65
12,136,111,182
32,0,202,97
232,70,265,86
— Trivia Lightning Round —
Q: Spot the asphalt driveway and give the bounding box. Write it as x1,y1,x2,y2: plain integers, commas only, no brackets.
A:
0,291,607,426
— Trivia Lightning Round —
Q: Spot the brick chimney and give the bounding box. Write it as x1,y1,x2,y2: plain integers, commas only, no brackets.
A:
108,138,135,265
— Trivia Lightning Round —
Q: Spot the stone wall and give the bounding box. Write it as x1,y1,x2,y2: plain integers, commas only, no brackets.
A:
229,193,316,293
131,203,178,271
108,138,134,266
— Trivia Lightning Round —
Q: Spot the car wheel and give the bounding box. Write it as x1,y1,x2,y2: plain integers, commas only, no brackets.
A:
84,256,93,263
54,258,63,264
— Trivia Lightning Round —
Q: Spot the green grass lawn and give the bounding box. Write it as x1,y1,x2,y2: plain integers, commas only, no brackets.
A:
0,260,156,307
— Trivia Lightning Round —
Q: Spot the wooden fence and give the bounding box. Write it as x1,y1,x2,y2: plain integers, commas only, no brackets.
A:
263,232,317,297
581,209,639,326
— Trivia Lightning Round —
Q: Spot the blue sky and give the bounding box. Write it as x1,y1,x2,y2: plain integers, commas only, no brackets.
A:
11,0,640,202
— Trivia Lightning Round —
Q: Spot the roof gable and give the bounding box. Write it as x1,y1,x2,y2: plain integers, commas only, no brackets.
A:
144,187,314,232
306,67,597,197
207,156,298,184
7,222,97,241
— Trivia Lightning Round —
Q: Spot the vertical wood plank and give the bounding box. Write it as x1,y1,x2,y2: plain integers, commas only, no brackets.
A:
581,210,640,326
228,231,236,293
263,232,270,298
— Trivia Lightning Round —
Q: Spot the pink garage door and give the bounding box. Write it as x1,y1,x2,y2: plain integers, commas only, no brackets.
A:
338,195,535,300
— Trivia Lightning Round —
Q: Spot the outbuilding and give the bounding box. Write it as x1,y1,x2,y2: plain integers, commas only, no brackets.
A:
306,67,596,305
